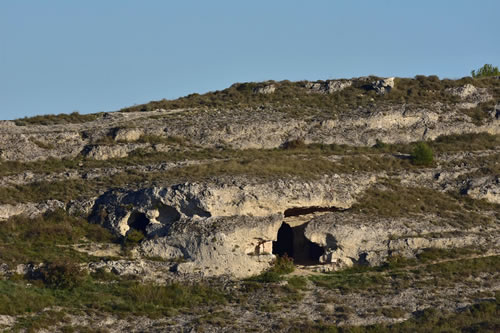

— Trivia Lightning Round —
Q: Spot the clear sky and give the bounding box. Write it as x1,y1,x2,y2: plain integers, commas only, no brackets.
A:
1,0,499,120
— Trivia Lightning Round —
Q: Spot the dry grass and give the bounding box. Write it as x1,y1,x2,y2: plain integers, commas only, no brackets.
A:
352,182,499,227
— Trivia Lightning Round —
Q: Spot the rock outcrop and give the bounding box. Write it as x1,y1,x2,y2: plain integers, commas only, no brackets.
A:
253,84,276,94
0,200,65,221
88,175,375,276
305,211,497,268
305,80,352,93
0,79,498,162
371,77,395,95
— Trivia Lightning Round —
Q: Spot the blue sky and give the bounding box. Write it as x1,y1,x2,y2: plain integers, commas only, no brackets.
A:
1,0,498,120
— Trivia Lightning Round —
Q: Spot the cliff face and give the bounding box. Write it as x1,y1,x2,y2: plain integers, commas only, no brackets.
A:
0,77,499,330
1,78,498,162
0,77,499,276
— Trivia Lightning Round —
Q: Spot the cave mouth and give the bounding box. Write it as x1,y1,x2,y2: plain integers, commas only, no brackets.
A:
127,212,150,234
272,222,325,265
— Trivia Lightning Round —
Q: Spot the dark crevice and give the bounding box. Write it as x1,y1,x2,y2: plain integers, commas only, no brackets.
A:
284,206,342,218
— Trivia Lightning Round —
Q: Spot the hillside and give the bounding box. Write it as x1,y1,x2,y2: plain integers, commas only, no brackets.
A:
0,75,499,332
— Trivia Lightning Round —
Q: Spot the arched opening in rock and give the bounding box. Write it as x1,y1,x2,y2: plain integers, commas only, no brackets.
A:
127,212,149,234
273,222,294,257
272,222,325,265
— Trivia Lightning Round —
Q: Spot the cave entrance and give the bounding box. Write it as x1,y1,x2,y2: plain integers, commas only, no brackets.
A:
127,212,149,234
272,222,325,265
273,222,294,258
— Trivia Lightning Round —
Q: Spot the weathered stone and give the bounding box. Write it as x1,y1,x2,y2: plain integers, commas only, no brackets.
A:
253,84,276,94
0,200,65,221
305,80,352,93
465,175,500,204
113,127,143,142
372,77,395,95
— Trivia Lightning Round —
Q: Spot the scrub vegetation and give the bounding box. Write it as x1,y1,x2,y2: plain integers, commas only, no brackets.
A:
119,75,500,116
14,112,100,126
0,133,498,205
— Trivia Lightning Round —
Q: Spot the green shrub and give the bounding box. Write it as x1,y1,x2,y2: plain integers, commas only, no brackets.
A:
37,260,86,289
411,142,434,165
247,255,295,283
271,255,295,275
125,229,145,244
471,64,500,78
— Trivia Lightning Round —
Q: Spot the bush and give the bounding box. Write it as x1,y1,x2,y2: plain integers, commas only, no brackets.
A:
247,255,295,283
37,260,85,289
283,138,306,150
125,229,145,244
271,255,295,275
412,142,434,165
471,64,500,78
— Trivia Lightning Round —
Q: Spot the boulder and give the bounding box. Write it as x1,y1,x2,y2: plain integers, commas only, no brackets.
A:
113,128,144,142
372,77,395,95
253,84,276,94
305,80,352,94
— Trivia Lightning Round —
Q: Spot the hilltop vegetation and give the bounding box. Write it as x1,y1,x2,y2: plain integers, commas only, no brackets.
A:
119,75,499,115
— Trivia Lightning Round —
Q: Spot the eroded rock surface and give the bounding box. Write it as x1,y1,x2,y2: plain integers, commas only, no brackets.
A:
1,80,498,162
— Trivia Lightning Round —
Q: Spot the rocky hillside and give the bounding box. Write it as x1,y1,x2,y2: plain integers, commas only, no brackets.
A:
0,75,499,332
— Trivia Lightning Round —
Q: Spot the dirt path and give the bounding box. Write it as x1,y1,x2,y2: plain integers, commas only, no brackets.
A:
287,252,500,278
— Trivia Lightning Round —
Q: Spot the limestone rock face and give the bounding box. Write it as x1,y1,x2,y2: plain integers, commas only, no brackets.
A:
0,200,65,221
446,84,492,109
253,84,276,94
92,175,376,237
0,79,498,162
305,80,352,93
81,143,147,160
305,211,496,268
465,175,500,204
90,175,376,276
113,128,144,142
372,77,395,95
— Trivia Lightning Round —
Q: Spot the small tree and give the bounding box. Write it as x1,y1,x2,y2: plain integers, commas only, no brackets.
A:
412,142,434,165
471,64,500,78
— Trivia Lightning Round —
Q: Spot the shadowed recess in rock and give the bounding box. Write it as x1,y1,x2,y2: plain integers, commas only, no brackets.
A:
273,222,325,265
284,206,342,218
156,204,181,224
127,212,149,234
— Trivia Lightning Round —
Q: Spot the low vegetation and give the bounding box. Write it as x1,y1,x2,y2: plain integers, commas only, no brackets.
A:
247,255,295,283
119,75,500,117
290,298,499,332
0,277,226,318
0,210,115,266
14,112,100,126
352,181,499,227
0,132,497,180
0,132,498,205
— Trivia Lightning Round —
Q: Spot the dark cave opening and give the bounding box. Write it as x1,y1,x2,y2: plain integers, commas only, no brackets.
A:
284,206,341,218
272,222,325,265
272,222,294,258
127,212,150,234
